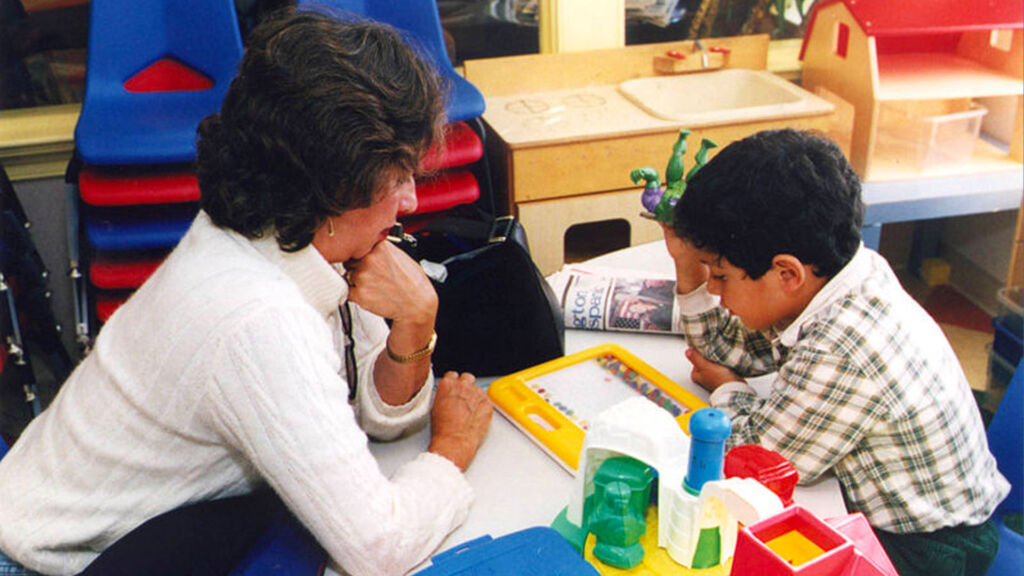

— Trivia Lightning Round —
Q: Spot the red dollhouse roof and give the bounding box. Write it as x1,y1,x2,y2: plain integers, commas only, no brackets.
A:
800,0,1022,59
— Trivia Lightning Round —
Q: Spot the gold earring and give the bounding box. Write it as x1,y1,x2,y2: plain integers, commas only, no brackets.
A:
327,218,335,237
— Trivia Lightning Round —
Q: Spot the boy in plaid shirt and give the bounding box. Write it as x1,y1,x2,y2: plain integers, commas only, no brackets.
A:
663,129,1009,576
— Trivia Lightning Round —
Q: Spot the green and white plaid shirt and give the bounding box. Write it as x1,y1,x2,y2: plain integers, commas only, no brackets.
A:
674,245,1009,533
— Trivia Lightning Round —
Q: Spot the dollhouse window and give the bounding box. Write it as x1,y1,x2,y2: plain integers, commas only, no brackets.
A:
989,29,1013,52
834,22,850,58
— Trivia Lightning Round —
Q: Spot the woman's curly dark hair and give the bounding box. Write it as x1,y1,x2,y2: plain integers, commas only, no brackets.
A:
196,7,445,251
672,129,864,280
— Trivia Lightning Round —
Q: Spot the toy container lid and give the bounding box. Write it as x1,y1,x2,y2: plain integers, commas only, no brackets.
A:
415,527,599,575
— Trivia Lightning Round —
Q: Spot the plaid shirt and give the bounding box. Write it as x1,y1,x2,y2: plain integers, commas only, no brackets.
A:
673,246,1009,533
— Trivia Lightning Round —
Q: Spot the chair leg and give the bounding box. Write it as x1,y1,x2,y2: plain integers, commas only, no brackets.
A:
64,157,91,356
1,272,43,417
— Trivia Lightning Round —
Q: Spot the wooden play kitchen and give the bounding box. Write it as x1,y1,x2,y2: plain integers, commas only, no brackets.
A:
463,36,836,276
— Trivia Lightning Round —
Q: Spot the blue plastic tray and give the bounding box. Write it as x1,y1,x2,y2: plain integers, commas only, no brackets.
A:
416,527,599,575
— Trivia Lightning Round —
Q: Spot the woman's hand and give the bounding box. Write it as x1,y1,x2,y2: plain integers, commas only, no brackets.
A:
686,348,742,393
347,240,439,406
345,240,437,327
428,372,493,471
661,223,710,295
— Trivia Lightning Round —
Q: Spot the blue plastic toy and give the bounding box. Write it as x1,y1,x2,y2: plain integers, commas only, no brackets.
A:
684,408,732,495
416,527,599,575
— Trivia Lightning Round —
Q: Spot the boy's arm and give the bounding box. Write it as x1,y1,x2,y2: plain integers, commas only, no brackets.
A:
674,292,779,378
662,223,777,376
661,223,708,293
712,346,885,484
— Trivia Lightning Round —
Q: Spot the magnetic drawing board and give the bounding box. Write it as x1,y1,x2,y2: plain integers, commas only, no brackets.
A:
487,343,708,474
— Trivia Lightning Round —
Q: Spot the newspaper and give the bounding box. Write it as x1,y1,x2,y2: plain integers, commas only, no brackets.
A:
547,265,682,334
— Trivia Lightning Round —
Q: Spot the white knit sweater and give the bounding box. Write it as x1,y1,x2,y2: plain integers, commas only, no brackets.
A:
0,212,473,576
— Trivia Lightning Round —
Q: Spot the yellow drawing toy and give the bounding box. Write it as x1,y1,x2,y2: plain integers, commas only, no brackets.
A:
487,343,707,473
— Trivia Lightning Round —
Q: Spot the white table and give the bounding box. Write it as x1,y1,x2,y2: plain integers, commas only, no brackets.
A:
365,241,847,572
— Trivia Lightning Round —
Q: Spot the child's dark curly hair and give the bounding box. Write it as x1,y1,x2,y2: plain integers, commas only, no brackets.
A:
672,129,864,279
196,7,445,251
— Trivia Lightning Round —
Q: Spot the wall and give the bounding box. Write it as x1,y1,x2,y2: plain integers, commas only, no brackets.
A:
942,210,1020,311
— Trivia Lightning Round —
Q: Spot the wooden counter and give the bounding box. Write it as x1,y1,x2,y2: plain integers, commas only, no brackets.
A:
464,36,837,275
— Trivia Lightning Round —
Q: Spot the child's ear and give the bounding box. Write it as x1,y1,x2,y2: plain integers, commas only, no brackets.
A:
772,254,807,293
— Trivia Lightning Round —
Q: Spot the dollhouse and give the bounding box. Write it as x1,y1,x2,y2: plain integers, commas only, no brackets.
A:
799,0,1023,181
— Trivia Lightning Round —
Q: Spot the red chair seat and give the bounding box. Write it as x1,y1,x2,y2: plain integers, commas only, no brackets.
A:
94,291,131,323
79,166,200,206
413,170,479,215
420,122,483,172
89,252,167,289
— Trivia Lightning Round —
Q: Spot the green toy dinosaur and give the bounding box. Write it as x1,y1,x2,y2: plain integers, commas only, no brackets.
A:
633,129,717,226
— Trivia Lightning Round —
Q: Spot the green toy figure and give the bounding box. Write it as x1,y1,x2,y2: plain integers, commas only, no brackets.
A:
587,457,654,569
633,129,717,225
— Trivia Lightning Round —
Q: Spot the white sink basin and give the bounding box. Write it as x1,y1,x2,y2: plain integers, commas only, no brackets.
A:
618,69,834,126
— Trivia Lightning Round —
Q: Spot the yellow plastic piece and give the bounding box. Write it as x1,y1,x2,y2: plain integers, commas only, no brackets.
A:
920,257,951,287
488,343,708,472
584,506,730,575
764,530,827,567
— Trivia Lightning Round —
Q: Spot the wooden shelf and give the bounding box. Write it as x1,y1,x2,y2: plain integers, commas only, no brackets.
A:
867,137,1022,181
877,54,1024,101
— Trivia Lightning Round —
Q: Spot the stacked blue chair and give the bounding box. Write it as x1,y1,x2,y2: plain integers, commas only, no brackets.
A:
68,0,243,345
317,0,486,124
985,359,1023,575
406,120,486,232
298,0,493,232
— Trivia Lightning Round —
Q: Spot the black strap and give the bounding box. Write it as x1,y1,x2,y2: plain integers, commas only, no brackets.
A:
339,302,357,401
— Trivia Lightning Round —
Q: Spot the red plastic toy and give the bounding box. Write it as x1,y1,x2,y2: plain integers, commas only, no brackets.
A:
724,445,800,507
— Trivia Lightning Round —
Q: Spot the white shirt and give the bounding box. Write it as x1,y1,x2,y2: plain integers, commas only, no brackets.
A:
0,212,472,576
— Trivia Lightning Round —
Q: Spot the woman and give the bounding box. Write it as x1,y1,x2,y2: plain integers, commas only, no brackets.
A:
0,9,492,576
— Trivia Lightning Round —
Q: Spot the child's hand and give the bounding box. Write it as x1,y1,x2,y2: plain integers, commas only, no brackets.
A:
686,348,742,392
660,224,709,294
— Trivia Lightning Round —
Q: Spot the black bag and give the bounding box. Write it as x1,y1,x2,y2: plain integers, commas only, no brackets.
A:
402,215,564,377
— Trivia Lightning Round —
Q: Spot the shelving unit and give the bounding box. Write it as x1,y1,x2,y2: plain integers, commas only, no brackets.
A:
799,0,1023,182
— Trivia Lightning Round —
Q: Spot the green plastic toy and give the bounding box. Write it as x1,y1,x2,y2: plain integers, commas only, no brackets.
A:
633,129,717,225
587,456,654,569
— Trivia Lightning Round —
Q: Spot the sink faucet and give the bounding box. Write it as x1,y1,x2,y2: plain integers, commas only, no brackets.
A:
693,39,709,69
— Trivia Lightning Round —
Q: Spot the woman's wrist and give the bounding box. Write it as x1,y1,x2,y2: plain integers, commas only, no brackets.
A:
428,434,474,471
386,332,436,364
386,316,437,360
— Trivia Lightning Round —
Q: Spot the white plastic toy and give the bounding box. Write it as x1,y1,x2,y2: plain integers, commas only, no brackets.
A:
556,397,784,573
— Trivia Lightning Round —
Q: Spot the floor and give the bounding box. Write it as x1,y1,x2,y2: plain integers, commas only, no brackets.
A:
897,270,1005,419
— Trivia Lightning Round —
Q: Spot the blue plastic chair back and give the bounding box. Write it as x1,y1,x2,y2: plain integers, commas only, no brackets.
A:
83,205,196,252
230,518,326,576
74,0,243,165
985,359,1023,576
988,359,1023,517
0,436,8,461
299,0,485,122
